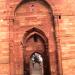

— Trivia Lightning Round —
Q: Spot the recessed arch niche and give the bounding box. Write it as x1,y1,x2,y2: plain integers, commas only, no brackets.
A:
23,28,50,75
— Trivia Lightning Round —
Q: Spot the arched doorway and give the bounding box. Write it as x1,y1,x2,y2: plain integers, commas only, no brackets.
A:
30,53,43,75
23,28,51,75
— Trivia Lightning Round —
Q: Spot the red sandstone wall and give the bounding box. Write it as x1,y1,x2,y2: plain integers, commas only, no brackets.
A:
0,0,9,75
0,0,75,75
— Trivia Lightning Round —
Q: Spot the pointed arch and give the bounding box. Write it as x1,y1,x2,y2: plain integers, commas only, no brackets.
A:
22,28,51,75
23,28,48,44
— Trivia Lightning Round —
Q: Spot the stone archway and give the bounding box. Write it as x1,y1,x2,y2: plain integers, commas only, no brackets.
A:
9,0,62,75
23,28,51,75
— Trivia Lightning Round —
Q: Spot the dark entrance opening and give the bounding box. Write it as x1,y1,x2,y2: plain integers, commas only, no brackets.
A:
30,53,43,75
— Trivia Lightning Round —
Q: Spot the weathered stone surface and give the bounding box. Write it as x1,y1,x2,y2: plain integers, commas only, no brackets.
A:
0,0,75,75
